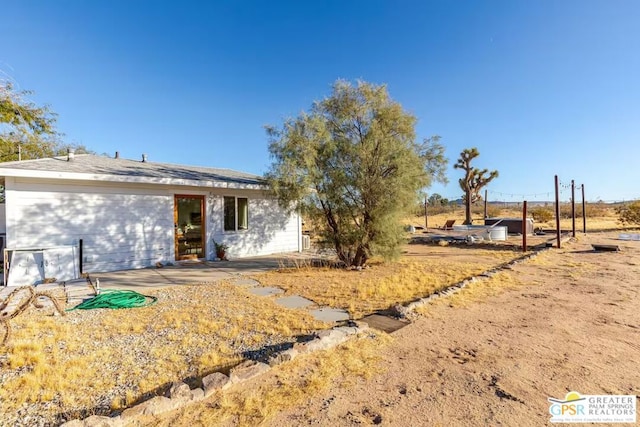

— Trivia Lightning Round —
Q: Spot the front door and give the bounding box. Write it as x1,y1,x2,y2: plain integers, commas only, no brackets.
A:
174,195,205,260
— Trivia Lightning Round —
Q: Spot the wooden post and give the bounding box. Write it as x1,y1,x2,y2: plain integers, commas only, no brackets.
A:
17,145,22,161
571,180,576,237
79,239,83,275
484,189,488,218
424,195,428,230
581,185,586,234
522,200,527,253
555,175,561,248
3,248,7,287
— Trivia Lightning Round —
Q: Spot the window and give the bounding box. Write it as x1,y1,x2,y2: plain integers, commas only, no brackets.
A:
224,196,248,231
237,197,248,230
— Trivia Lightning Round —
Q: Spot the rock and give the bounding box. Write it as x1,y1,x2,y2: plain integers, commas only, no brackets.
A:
390,304,409,318
304,329,350,352
121,396,177,419
350,320,370,330
60,421,84,427
60,415,124,427
165,380,204,407
190,388,205,402
405,301,421,312
268,348,298,366
167,381,191,400
333,326,359,336
202,372,231,397
229,360,270,384
83,415,123,427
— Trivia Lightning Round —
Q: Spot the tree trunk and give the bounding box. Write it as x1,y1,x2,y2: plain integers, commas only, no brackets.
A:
464,192,472,225
352,246,368,267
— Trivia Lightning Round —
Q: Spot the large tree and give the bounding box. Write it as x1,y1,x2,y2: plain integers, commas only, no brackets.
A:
1,81,63,161
454,147,498,225
266,80,447,267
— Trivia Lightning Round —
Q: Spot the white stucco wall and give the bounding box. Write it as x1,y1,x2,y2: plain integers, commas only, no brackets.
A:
208,195,300,259
4,178,174,273
3,177,300,277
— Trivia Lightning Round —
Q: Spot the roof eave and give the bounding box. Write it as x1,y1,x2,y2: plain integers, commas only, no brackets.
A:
0,168,268,190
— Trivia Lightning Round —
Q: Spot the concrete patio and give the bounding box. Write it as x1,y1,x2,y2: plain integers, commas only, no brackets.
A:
90,253,321,292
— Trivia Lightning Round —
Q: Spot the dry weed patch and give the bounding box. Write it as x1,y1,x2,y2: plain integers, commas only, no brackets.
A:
153,331,392,427
0,282,328,425
255,245,521,317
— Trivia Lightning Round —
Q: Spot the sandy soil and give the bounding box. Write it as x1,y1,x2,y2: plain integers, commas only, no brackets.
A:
267,233,640,426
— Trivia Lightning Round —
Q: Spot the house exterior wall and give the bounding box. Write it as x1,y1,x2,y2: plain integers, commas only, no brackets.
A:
4,177,174,273
208,194,301,259
3,177,300,277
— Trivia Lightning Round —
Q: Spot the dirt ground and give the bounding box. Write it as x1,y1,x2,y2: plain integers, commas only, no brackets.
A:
266,232,640,426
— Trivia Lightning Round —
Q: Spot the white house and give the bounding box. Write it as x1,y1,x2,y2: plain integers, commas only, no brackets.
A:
0,153,302,286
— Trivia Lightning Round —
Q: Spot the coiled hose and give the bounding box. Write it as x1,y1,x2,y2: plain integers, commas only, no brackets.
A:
68,289,157,311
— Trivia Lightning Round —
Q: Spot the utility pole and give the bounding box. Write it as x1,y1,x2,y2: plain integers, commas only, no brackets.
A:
484,189,488,218
555,175,561,248
581,185,586,234
522,200,528,253
571,180,576,238
424,194,428,230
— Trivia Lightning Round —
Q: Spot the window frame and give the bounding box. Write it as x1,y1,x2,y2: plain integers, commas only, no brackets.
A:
223,196,249,232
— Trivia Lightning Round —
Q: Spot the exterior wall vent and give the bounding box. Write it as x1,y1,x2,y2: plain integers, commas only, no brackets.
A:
302,234,311,250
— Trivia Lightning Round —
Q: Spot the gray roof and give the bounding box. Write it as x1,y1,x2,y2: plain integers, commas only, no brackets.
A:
0,154,265,186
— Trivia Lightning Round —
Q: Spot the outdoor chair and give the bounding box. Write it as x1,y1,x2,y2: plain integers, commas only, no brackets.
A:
441,219,456,230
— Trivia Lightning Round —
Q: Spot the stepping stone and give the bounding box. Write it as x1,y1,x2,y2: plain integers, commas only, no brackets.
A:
592,244,620,252
230,278,261,287
248,286,284,297
275,295,315,309
359,314,410,333
309,307,350,322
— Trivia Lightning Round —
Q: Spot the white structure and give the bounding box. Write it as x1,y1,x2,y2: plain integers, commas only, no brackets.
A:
0,154,302,285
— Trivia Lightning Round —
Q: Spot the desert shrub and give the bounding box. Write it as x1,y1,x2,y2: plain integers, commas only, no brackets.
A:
558,204,574,219
617,201,640,225
429,204,454,215
582,203,610,217
414,201,456,216
559,202,612,219
471,203,500,216
530,207,554,222
486,205,502,218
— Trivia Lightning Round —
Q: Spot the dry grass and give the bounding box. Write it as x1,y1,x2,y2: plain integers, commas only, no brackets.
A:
255,245,521,318
152,331,392,427
0,282,328,424
419,271,522,312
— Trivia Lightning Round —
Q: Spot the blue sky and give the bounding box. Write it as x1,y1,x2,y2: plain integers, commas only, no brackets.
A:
1,1,638,202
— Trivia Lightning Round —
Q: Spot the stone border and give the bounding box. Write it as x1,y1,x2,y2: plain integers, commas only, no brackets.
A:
60,323,368,427
391,246,553,318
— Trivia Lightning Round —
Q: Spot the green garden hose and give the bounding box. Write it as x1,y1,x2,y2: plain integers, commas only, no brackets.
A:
67,289,157,311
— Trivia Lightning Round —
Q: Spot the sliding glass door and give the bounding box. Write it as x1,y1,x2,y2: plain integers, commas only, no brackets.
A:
174,195,205,260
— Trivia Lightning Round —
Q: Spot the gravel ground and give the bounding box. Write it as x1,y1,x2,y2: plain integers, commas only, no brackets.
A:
0,281,327,427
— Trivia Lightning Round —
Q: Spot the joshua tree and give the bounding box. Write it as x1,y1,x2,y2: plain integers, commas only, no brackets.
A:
454,147,498,225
